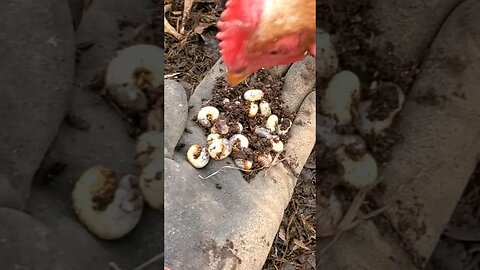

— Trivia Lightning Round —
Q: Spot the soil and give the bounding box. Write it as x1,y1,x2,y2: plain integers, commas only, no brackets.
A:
367,82,401,121
202,70,295,181
164,0,314,268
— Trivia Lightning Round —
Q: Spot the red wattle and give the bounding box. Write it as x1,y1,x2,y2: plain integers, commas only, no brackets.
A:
217,0,263,68
310,43,316,57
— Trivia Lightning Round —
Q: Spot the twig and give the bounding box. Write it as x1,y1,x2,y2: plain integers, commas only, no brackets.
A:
198,158,286,180
164,73,181,79
320,190,366,255
180,0,195,34
132,253,164,270
109,262,123,270
465,253,480,270
264,152,282,175
199,166,251,179
345,205,388,230
281,204,298,260
385,140,470,200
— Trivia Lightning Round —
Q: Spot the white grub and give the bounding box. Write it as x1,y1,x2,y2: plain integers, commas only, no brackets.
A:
248,102,259,118
222,98,230,104
72,166,143,240
277,118,292,136
341,135,367,155
197,106,220,128
210,119,229,135
335,146,378,189
208,138,232,160
320,71,360,125
187,144,210,168
317,114,343,148
257,154,273,168
354,82,406,136
106,44,163,112
259,101,272,116
317,28,338,79
135,131,163,168
318,193,343,237
139,158,164,210
243,89,264,101
270,136,284,152
266,115,279,132
255,127,273,139
229,134,249,149
207,133,221,145
317,114,367,151
234,159,253,170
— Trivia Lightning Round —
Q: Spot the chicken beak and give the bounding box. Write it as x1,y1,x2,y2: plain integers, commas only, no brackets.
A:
226,70,250,86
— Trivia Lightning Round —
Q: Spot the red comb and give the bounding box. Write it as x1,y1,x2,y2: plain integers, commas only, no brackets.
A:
217,0,263,68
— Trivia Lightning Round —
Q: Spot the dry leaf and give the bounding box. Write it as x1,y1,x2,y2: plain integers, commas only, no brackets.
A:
194,22,214,35
164,17,183,41
293,239,310,251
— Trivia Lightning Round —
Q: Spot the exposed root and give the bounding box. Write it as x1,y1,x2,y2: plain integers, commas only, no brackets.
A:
180,0,195,34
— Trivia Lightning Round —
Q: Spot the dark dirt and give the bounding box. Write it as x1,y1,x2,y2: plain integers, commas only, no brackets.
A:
164,0,224,94
318,1,418,92
367,82,401,121
164,0,315,268
202,69,295,181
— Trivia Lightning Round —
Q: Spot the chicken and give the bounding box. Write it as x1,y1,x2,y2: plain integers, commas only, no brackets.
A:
216,0,316,86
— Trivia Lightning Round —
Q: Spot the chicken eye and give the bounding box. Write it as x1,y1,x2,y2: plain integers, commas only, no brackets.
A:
270,50,278,55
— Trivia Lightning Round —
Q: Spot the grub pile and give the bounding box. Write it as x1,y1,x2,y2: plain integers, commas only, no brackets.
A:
186,70,295,181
